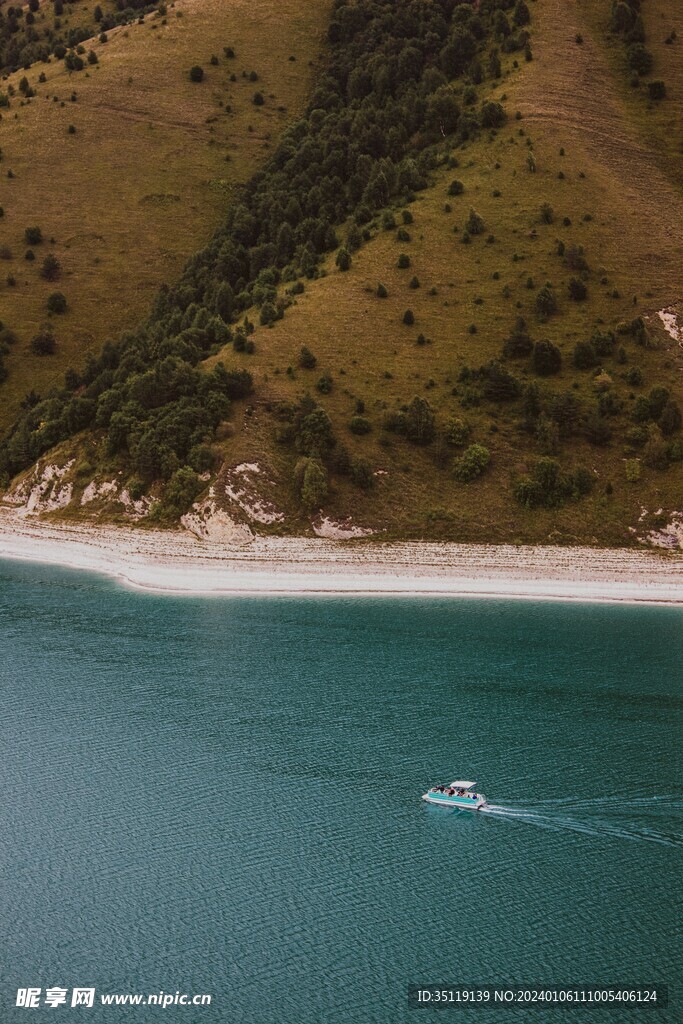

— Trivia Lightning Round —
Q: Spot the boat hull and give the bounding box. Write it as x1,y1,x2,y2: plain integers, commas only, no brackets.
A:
422,793,486,810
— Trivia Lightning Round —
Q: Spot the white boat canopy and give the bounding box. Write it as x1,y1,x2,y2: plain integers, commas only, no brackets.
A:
449,781,476,789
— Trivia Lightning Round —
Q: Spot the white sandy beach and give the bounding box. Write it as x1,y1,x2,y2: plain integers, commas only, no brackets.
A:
0,508,681,604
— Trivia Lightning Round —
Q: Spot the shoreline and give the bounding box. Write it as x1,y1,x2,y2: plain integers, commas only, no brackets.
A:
0,508,682,605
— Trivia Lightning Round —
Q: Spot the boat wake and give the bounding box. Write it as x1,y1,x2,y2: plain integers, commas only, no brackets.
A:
480,799,683,848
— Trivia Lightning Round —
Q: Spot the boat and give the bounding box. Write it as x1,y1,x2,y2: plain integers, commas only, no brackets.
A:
422,780,487,810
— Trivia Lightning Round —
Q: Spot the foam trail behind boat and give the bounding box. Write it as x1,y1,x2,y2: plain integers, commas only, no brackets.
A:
480,802,683,848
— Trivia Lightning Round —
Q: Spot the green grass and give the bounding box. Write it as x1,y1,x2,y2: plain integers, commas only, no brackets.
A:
197,1,683,544
3,0,682,545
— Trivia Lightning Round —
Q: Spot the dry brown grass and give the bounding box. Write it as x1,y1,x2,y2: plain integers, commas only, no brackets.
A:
0,0,329,429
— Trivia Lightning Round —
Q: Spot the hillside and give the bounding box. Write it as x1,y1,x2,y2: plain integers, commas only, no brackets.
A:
0,0,329,428
1,0,681,547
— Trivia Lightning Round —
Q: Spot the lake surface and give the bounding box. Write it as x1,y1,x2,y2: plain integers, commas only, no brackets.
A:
0,559,681,1022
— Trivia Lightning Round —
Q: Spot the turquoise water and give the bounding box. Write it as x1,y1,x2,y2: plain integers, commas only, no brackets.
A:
0,559,681,1022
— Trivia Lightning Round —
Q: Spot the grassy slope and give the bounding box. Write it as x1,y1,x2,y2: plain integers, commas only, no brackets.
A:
0,0,329,431
203,0,683,545
579,0,683,193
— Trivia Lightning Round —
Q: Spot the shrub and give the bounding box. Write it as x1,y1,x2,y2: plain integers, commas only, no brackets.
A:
514,458,592,508
189,66,204,83
223,368,253,398
299,346,317,369
351,458,373,490
405,396,435,445
301,459,328,508
513,1,530,27
481,360,521,401
47,291,67,314
396,226,411,242
445,416,471,447
397,253,411,269
535,285,557,320
532,340,562,376
24,226,42,246
376,283,388,298
642,431,669,470
409,276,420,289
402,309,415,325
349,415,371,435
453,444,490,482
627,44,653,76
624,459,641,483
573,341,597,369
659,400,682,436
480,100,506,128
568,277,588,301
502,316,532,357
335,246,351,271
448,179,464,196
540,203,554,224
68,125,77,135
647,80,666,100
584,410,611,446
316,374,332,394
252,91,264,106
161,467,202,516
30,328,56,355
465,207,485,235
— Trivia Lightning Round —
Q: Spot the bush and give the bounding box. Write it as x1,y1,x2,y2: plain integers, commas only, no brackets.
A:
624,459,641,483
253,91,264,106
301,458,328,508
584,410,611,446
627,44,653,76
189,66,204,83
514,458,593,508
532,340,562,376
30,328,56,355
448,179,464,196
659,400,682,436
47,291,67,314
299,346,317,369
568,277,588,301
402,309,415,325
573,344,602,377
642,431,669,470
409,276,420,289
40,254,61,280
647,80,666,100
481,360,522,401
24,226,42,246
465,207,485,235
161,467,202,515
480,100,506,128
397,253,411,269
502,316,532,357
335,246,351,271
349,415,371,435
453,444,490,482
445,416,471,447
351,458,373,490
404,396,435,445
376,283,388,298
535,285,557,319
